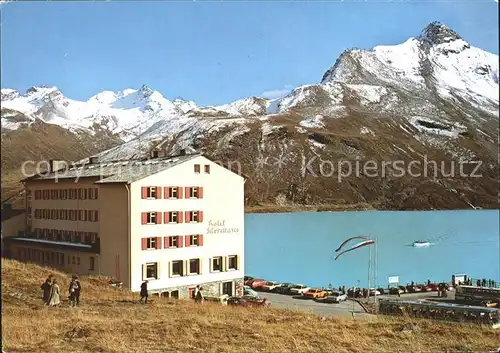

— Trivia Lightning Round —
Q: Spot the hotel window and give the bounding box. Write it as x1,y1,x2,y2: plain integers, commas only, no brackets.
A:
170,260,183,277
186,234,203,247
147,187,157,199
204,165,210,174
89,257,95,271
61,189,68,200
143,212,157,224
35,190,41,200
167,187,179,199
51,209,57,220
70,189,77,200
50,190,57,199
75,232,82,243
143,262,159,280
228,255,239,270
185,186,203,199
76,257,80,266
42,190,49,200
59,209,65,219
194,164,200,173
211,257,222,272
58,253,65,266
79,210,86,221
142,237,160,250
165,211,182,224
166,236,182,248
91,233,97,244
189,259,201,275
186,211,203,223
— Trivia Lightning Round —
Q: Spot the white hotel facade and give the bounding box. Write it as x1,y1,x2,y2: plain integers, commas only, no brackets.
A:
7,153,245,299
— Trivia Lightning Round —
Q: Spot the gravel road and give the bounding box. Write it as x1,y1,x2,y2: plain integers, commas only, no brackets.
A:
258,292,371,318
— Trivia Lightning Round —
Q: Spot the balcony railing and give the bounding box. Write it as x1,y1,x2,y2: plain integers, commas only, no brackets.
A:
14,230,100,253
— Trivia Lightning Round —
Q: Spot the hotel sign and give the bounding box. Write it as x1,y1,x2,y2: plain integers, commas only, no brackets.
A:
207,220,239,235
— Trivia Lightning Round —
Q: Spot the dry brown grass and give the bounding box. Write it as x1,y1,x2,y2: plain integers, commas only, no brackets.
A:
2,259,499,353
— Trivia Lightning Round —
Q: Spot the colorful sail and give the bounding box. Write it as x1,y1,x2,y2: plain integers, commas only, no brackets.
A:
335,235,370,252
334,239,375,260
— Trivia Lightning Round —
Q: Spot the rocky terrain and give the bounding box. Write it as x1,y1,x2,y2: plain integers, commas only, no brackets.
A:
2,22,498,210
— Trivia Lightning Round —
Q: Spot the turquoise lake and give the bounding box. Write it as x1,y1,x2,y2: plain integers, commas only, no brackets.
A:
244,210,500,288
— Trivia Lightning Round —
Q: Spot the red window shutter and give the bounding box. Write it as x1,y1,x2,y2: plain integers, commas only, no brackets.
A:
141,238,147,250
141,212,147,225
155,212,162,224
198,234,204,246
199,187,204,199
178,211,183,223
178,236,184,247
199,211,203,222
164,187,170,199
185,187,191,198
156,186,162,199
185,211,191,223
164,212,170,224
185,235,191,247
177,187,183,199
156,237,162,249
141,187,148,199
164,236,169,248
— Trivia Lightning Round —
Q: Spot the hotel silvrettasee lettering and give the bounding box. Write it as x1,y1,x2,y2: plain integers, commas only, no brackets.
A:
206,220,239,235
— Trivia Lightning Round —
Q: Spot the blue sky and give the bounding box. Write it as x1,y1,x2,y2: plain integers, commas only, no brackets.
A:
1,0,498,106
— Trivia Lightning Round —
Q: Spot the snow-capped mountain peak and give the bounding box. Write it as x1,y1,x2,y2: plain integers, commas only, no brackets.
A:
419,21,464,46
1,21,498,163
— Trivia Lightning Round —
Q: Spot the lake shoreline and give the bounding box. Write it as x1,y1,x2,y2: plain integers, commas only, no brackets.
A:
244,204,496,214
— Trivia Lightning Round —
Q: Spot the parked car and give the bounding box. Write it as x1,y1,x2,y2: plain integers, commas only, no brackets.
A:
289,284,310,296
272,283,294,294
389,287,405,295
322,291,348,303
377,287,390,295
245,278,266,289
408,285,423,293
260,281,283,292
369,288,381,296
227,296,271,308
243,285,261,298
303,288,328,299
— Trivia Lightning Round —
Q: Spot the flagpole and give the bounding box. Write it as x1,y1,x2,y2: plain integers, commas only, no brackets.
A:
374,238,378,312
367,243,371,301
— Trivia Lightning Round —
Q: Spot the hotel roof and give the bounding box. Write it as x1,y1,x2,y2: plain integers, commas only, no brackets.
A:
22,153,202,184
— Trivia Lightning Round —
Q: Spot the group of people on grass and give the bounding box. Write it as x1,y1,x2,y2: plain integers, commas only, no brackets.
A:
41,274,81,307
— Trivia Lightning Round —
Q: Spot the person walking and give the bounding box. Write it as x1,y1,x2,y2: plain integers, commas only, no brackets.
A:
41,276,52,304
140,280,149,304
195,286,204,303
48,279,61,307
69,275,81,307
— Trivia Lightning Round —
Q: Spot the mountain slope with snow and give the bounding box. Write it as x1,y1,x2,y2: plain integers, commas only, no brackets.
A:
2,22,499,210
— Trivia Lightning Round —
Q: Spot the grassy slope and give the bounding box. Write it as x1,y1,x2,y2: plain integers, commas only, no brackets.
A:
2,259,499,353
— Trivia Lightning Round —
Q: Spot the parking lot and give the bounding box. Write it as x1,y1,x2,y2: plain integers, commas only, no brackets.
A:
258,292,372,318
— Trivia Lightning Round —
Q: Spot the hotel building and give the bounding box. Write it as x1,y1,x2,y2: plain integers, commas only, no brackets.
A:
6,153,245,299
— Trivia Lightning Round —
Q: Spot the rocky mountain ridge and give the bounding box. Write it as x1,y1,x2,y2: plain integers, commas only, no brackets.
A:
2,22,498,210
